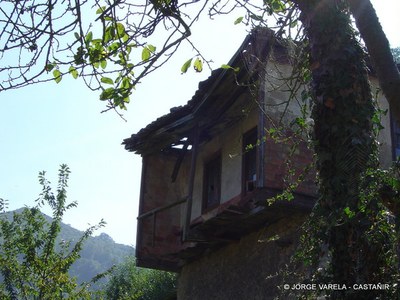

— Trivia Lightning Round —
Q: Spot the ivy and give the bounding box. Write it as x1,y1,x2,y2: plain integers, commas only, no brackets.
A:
278,1,400,298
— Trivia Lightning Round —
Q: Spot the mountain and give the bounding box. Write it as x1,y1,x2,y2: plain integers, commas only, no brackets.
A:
67,231,134,286
1,208,134,288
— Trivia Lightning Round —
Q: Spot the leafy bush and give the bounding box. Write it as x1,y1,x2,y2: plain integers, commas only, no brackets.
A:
103,256,177,300
0,165,105,299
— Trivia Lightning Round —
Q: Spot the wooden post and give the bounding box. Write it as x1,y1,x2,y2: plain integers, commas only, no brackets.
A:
183,124,199,241
258,76,266,189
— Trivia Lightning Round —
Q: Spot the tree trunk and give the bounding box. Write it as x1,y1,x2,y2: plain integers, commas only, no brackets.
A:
292,0,394,298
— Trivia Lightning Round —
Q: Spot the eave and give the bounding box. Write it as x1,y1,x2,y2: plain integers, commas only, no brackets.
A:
122,28,278,155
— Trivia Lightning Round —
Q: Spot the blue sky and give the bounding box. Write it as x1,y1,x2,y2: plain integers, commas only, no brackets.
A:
0,1,399,246
0,10,248,246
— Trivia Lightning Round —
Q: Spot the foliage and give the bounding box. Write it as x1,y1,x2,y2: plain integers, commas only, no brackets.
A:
392,48,400,63
275,1,400,298
0,198,8,213
0,164,106,299
287,161,400,299
72,232,133,287
2,209,134,287
0,0,300,113
101,256,177,300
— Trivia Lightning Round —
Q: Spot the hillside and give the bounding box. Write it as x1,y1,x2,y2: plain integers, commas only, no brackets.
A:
1,208,134,287
65,229,134,285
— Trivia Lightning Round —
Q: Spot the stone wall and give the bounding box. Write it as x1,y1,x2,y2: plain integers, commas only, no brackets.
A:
177,212,307,300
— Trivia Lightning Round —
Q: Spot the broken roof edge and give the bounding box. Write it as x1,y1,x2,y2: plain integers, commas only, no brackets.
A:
123,27,277,154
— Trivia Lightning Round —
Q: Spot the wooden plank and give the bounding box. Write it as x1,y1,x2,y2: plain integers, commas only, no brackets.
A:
171,139,190,182
183,125,199,241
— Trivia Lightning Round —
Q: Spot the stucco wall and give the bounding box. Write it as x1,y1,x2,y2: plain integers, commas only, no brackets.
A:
141,152,190,220
261,62,316,196
264,63,307,124
178,212,307,300
137,152,191,266
191,104,259,220
263,62,394,169
370,78,394,168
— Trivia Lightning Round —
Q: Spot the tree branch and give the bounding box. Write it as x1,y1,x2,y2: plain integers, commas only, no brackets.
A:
348,0,400,122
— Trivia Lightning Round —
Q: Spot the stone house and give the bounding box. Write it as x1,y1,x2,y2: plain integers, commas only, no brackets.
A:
123,28,396,299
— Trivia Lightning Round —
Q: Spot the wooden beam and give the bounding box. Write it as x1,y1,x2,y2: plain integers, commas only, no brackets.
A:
171,139,190,182
137,198,186,220
183,124,199,241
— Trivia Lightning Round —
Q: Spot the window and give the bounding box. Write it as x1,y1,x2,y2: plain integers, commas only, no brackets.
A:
243,127,258,193
203,154,221,211
393,118,400,158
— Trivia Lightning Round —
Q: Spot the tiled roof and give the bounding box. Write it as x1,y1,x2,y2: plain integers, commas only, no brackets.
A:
123,27,276,154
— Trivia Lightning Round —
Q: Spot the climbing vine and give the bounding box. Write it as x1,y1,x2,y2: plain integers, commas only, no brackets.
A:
276,1,400,299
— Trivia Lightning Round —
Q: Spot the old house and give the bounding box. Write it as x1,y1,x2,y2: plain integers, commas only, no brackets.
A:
123,28,395,299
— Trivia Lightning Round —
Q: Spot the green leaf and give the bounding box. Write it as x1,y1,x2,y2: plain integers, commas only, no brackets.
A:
193,58,203,72
272,0,285,12
221,64,240,73
101,60,107,69
101,77,114,85
96,6,105,14
109,42,120,52
121,77,131,89
74,32,80,40
104,26,115,44
234,17,243,25
85,31,93,44
142,47,151,61
91,38,103,45
294,117,306,128
344,206,355,218
68,66,78,79
45,64,55,72
126,45,132,55
115,73,122,84
53,69,62,83
99,88,115,100
116,23,125,37
147,44,156,53
181,58,192,74
118,52,127,65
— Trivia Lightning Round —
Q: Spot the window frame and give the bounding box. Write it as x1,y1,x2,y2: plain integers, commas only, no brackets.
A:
242,127,258,194
391,115,400,159
202,152,222,213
